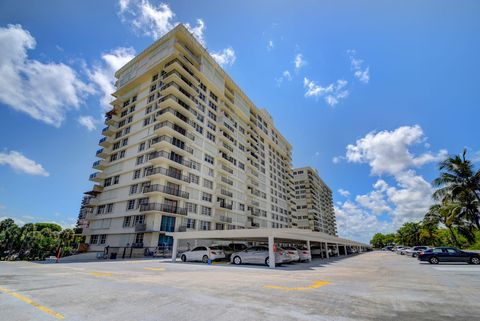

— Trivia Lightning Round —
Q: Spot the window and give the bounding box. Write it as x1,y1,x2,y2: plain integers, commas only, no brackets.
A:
119,150,125,159
200,83,206,91
152,74,158,81
143,117,151,126
204,154,214,165
134,215,145,224
96,205,105,215
127,116,133,124
202,192,212,202
189,173,199,184
113,142,120,150
182,218,196,229
209,92,218,102
207,132,215,142
104,178,112,187
123,216,132,227
90,235,99,244
186,202,197,213
132,95,137,102
136,155,144,165
106,203,114,213
203,179,213,189
138,142,145,152
122,138,128,146
99,234,107,244
201,206,212,216
200,221,211,230
129,105,135,113
135,233,144,244
207,167,214,177
208,110,216,121
110,153,118,162
130,184,138,194
207,121,216,131
133,169,141,179
127,200,136,211
113,175,120,185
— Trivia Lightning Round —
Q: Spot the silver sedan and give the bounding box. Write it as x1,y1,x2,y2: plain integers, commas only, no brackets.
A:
230,246,287,266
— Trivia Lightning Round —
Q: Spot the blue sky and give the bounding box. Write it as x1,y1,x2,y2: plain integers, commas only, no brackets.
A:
0,0,479,242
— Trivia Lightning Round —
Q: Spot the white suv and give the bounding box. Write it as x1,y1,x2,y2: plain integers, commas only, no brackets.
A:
180,246,226,263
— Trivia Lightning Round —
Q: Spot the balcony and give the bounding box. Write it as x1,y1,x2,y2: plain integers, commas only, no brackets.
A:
143,184,189,199
135,223,147,232
96,148,107,159
140,203,187,216
82,196,96,207
145,166,190,182
218,201,233,210
92,159,107,170
150,135,194,154
89,172,104,182
148,150,192,168
102,125,117,136
84,185,103,196
215,215,233,224
99,136,112,147
154,120,195,141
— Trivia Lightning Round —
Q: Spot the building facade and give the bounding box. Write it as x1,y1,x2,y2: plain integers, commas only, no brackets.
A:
82,24,294,251
291,167,337,236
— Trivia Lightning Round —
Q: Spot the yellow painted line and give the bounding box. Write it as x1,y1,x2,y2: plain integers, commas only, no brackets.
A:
89,272,112,277
144,267,165,271
264,280,331,291
0,286,64,319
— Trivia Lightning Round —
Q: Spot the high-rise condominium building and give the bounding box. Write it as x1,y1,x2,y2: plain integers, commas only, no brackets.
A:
82,24,294,251
291,167,337,236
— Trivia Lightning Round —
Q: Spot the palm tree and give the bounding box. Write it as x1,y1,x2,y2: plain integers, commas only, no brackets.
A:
433,149,480,205
425,203,461,247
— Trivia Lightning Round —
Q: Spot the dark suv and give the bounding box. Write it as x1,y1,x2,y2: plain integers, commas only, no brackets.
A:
418,247,480,264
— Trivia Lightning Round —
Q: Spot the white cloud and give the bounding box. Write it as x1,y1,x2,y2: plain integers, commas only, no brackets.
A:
336,125,446,242
275,70,292,85
211,47,236,67
332,156,343,164
338,189,350,197
118,1,234,66
294,53,306,71
0,150,49,176
78,115,99,131
472,150,480,163
348,49,370,84
0,24,92,127
118,0,206,46
345,125,447,176
304,78,349,106
267,40,274,51
87,47,135,110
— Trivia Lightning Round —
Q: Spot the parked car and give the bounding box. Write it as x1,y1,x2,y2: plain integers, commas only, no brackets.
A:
180,246,226,263
418,247,480,264
394,246,406,254
400,247,411,255
296,247,312,262
382,246,394,251
211,243,248,259
405,246,429,257
281,247,300,262
230,246,288,266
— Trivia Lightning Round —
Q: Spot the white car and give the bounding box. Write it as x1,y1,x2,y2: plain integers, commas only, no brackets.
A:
405,246,430,257
180,246,226,263
281,247,300,262
295,247,312,262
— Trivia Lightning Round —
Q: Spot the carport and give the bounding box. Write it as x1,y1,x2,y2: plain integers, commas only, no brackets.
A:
166,228,370,268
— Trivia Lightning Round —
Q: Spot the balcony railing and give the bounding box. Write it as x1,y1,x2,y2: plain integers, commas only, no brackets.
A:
145,166,190,182
218,202,233,210
154,121,195,141
150,135,194,154
140,203,187,215
148,150,192,167
135,223,146,232
143,184,189,198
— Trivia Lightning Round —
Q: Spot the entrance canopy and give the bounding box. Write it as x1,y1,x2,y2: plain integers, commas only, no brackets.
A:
166,228,370,268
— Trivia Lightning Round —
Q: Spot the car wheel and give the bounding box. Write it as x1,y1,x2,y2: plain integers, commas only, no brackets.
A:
233,256,242,265
429,257,439,264
412,253,417,258
265,257,270,266
181,254,186,262
202,255,209,263
470,257,480,265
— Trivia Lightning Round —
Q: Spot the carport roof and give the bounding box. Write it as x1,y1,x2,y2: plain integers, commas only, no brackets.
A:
166,228,369,247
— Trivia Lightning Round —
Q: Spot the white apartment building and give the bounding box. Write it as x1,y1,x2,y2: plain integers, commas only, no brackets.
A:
82,24,294,251
291,167,337,236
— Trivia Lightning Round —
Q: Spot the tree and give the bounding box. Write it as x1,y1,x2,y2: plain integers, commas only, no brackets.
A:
370,233,386,248
425,203,461,247
432,149,480,228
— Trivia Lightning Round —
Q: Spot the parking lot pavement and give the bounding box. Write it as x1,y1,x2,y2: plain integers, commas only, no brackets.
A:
1,252,480,321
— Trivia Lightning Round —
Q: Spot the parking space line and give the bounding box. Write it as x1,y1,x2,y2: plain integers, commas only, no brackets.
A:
144,267,165,271
0,286,64,319
88,272,113,277
264,280,331,291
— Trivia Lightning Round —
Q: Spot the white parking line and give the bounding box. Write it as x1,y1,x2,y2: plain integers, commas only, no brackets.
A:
432,267,480,272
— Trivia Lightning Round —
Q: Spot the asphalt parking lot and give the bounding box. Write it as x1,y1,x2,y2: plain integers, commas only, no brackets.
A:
1,251,480,321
